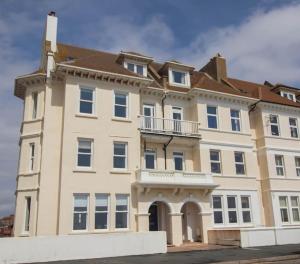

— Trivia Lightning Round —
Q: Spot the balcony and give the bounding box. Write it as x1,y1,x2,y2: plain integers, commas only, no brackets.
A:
139,116,201,138
136,169,217,189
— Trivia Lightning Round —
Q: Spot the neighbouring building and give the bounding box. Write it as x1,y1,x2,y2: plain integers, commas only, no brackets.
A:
0,215,14,237
13,13,300,246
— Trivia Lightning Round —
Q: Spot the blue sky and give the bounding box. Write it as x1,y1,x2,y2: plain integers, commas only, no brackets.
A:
0,0,300,217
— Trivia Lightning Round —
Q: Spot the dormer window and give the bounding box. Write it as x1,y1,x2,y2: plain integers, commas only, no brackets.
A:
124,60,147,77
169,68,190,87
280,91,296,102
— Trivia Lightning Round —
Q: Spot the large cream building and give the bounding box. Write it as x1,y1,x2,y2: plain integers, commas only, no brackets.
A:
13,13,300,246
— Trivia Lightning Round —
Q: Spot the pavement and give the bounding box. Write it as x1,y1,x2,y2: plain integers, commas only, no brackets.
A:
30,244,300,264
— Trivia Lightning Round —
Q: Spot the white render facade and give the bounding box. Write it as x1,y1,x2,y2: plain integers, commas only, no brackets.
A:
13,13,300,246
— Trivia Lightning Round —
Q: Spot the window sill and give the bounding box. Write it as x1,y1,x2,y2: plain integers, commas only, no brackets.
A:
18,172,40,177
213,175,256,179
22,118,43,124
200,127,251,136
110,170,131,174
73,169,96,173
111,117,132,123
19,233,30,237
169,82,190,88
75,113,98,119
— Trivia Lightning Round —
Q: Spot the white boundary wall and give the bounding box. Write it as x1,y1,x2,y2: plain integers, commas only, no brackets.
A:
0,232,167,264
240,227,300,248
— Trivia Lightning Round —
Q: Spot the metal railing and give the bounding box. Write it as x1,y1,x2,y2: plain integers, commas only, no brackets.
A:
139,116,200,137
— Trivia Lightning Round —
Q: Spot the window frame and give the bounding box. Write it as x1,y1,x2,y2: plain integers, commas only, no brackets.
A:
29,143,35,172
23,196,31,233
289,117,299,138
32,92,38,119
124,60,147,77
173,151,184,171
275,155,285,176
269,114,280,136
234,151,246,175
227,195,239,224
79,86,95,115
210,149,222,174
95,194,110,231
168,67,190,87
144,149,156,170
72,194,89,231
230,109,241,132
290,196,300,223
114,91,129,119
279,196,290,223
295,157,300,177
207,105,218,129
240,196,252,224
113,142,128,170
212,195,224,225
77,138,93,169
115,194,129,230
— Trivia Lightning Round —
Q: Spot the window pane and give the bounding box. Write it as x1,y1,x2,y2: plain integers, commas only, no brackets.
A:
213,196,222,209
234,152,243,162
214,211,223,224
136,65,144,75
80,101,93,114
174,157,183,171
292,209,300,222
242,211,251,223
78,140,91,152
270,115,278,124
211,163,221,173
80,88,93,101
275,155,283,166
95,194,108,211
241,197,250,209
280,208,289,222
230,109,239,118
208,116,218,129
127,63,134,72
172,71,185,84
95,213,108,229
114,157,125,168
115,94,127,106
228,211,237,223
291,197,299,207
289,118,297,126
291,127,298,138
145,153,155,169
78,154,91,167
207,106,217,115
210,151,220,161
115,105,126,118
114,144,125,155
227,197,236,208
116,212,127,228
236,164,245,175
73,213,87,230
231,119,240,131
279,196,287,207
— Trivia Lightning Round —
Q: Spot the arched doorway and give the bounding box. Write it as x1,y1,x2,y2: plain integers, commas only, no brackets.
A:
148,201,171,244
181,202,202,243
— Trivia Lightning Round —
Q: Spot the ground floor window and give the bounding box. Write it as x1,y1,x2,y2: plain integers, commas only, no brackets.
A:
212,194,252,225
95,194,109,230
73,194,88,230
279,195,300,224
115,194,129,229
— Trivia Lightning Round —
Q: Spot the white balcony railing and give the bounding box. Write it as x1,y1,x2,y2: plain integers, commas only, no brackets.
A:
136,169,216,188
139,116,200,137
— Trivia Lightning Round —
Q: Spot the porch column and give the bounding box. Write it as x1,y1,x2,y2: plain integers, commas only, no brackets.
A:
169,213,183,246
136,213,150,232
200,212,213,243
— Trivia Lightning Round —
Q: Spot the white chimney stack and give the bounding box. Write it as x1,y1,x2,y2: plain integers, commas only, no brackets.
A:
43,11,58,77
45,11,57,52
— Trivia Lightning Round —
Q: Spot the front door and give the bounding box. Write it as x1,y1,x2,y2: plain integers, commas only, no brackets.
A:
149,203,158,231
172,107,182,133
143,104,155,130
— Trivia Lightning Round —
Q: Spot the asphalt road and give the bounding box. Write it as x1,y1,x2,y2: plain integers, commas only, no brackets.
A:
30,244,300,264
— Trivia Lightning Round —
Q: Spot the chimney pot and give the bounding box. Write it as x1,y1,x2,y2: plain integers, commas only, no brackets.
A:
48,11,56,17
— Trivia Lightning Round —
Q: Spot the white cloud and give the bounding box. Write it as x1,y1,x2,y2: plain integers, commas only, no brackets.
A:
180,3,300,85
